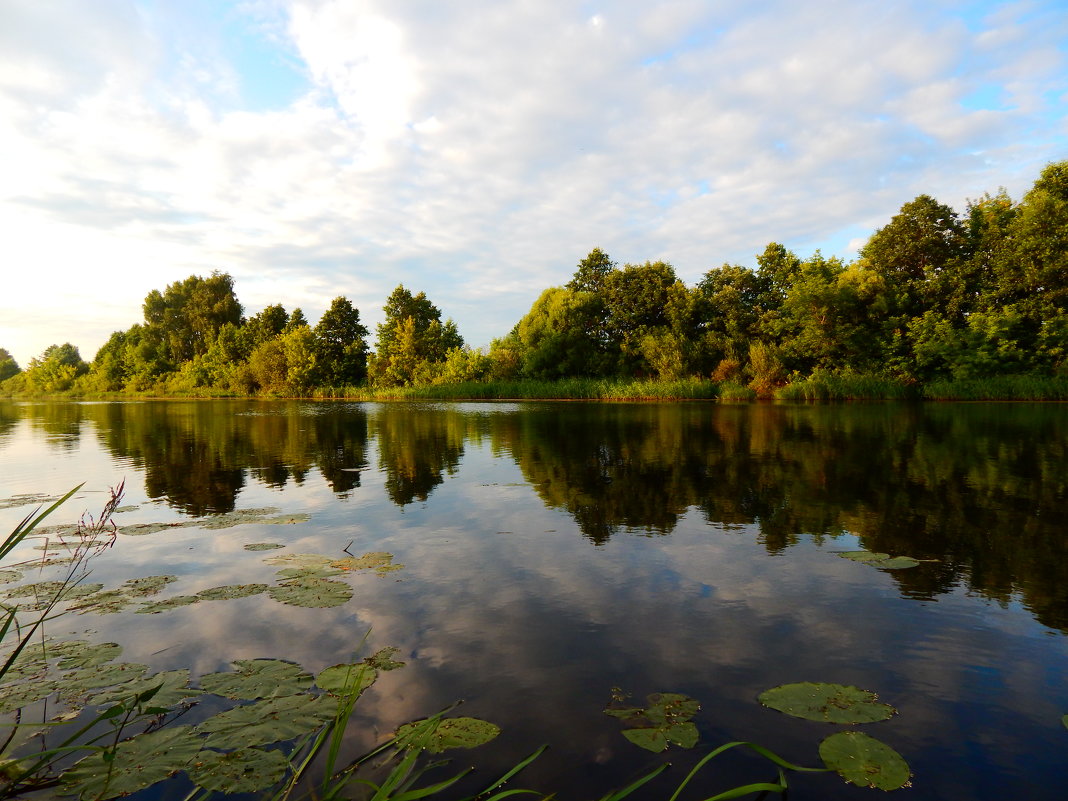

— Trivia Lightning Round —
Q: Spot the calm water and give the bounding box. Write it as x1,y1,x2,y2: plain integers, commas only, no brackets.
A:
1,399,1066,800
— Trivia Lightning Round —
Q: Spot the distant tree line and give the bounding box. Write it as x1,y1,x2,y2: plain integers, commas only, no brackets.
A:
3,160,1067,397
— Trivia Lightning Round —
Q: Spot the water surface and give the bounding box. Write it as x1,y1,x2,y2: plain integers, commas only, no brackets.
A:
0,400,1066,800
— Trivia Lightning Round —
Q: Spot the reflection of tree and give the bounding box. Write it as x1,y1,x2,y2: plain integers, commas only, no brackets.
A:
80,401,369,516
0,402,19,450
370,406,465,506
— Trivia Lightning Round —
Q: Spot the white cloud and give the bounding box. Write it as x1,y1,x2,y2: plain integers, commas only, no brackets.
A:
1,0,1066,365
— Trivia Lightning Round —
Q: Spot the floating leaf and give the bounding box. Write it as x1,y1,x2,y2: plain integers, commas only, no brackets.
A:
0,570,23,584
263,553,334,568
759,683,895,724
244,543,284,551
56,641,122,669
196,584,270,600
186,747,288,793
198,508,281,529
121,521,190,536
200,659,313,700
61,725,203,799
1062,713,1068,730
274,566,345,580
137,595,201,614
605,691,700,751
59,583,105,601
394,717,501,753
121,575,178,597
839,552,921,570
69,590,135,614
197,694,336,749
364,646,405,671
261,514,310,525
62,663,149,692
819,731,911,790
0,679,60,713
88,670,202,709
4,581,67,599
316,663,377,696
331,553,403,575
268,578,353,608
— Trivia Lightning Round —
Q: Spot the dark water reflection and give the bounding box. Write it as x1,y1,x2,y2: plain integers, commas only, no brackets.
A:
0,400,1066,801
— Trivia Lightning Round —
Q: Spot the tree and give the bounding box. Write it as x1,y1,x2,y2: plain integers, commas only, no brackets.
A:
314,297,370,386
514,287,607,378
371,286,463,387
25,343,88,392
285,308,308,332
603,261,681,372
244,304,288,350
567,247,616,294
142,272,242,366
0,348,20,382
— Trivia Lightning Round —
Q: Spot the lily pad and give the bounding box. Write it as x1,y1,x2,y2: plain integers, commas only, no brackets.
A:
62,663,149,692
186,747,289,793
88,670,202,709
393,717,501,753
364,646,405,671
268,578,353,608
263,553,334,568
0,570,22,584
200,659,313,700
121,521,190,536
331,553,403,575
274,566,345,580
56,641,122,669
604,691,700,752
244,543,284,551
819,731,911,790
197,694,336,749
261,514,311,525
137,595,201,614
61,725,203,799
196,584,270,600
121,575,178,597
198,508,281,529
839,551,921,570
69,591,136,615
4,581,67,599
1062,713,1068,730
316,663,378,697
0,679,60,713
758,683,895,724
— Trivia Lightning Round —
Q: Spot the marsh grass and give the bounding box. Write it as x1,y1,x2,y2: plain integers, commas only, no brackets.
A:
349,377,721,401
774,372,916,401
922,374,1068,400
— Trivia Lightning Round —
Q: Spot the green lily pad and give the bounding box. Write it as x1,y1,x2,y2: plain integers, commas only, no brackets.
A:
88,670,202,709
261,514,311,525
121,521,190,536
759,683,895,724
605,691,700,752
56,641,122,669
137,595,201,614
1062,713,1067,730
69,590,136,614
331,553,403,575
839,551,921,570
200,659,313,700
622,723,698,753
268,578,353,608
0,679,60,713
121,575,178,597
819,731,911,790
62,663,149,692
244,543,284,551
263,553,334,568
0,570,23,584
59,583,105,601
4,581,67,599
61,725,203,799
316,663,378,696
196,584,270,600
394,717,501,753
186,747,289,793
198,508,281,529
197,694,336,749
274,566,345,580
364,646,405,671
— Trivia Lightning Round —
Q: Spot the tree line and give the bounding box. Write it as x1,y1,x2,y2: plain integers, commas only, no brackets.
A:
3,160,1067,397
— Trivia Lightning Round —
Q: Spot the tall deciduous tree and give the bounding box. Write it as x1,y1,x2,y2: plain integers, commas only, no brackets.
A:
142,272,242,366
371,286,463,386
0,348,19,382
314,296,370,386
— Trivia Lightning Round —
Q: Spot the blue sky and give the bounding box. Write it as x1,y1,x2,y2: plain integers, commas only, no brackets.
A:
1,0,1066,367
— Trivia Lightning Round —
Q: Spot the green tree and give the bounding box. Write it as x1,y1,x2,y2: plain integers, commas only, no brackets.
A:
314,297,370,386
514,287,607,378
142,272,242,366
603,261,681,373
285,308,308,332
371,286,463,387
0,348,21,382
25,343,88,392
567,247,617,294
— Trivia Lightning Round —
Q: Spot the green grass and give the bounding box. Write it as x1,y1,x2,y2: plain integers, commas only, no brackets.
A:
774,373,916,401
921,374,1068,400
348,377,721,401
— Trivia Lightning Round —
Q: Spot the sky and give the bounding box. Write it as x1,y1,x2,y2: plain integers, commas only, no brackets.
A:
1,0,1066,367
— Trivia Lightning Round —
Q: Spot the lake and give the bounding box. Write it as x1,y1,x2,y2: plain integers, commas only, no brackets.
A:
0,399,1066,800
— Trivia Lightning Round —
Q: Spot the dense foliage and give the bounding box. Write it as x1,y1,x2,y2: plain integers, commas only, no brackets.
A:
4,161,1068,398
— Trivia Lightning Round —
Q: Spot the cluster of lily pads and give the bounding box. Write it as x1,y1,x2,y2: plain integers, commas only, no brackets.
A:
606,682,910,793
0,637,500,799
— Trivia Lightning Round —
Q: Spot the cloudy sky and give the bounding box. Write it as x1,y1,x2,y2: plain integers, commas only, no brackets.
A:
2,0,1066,366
